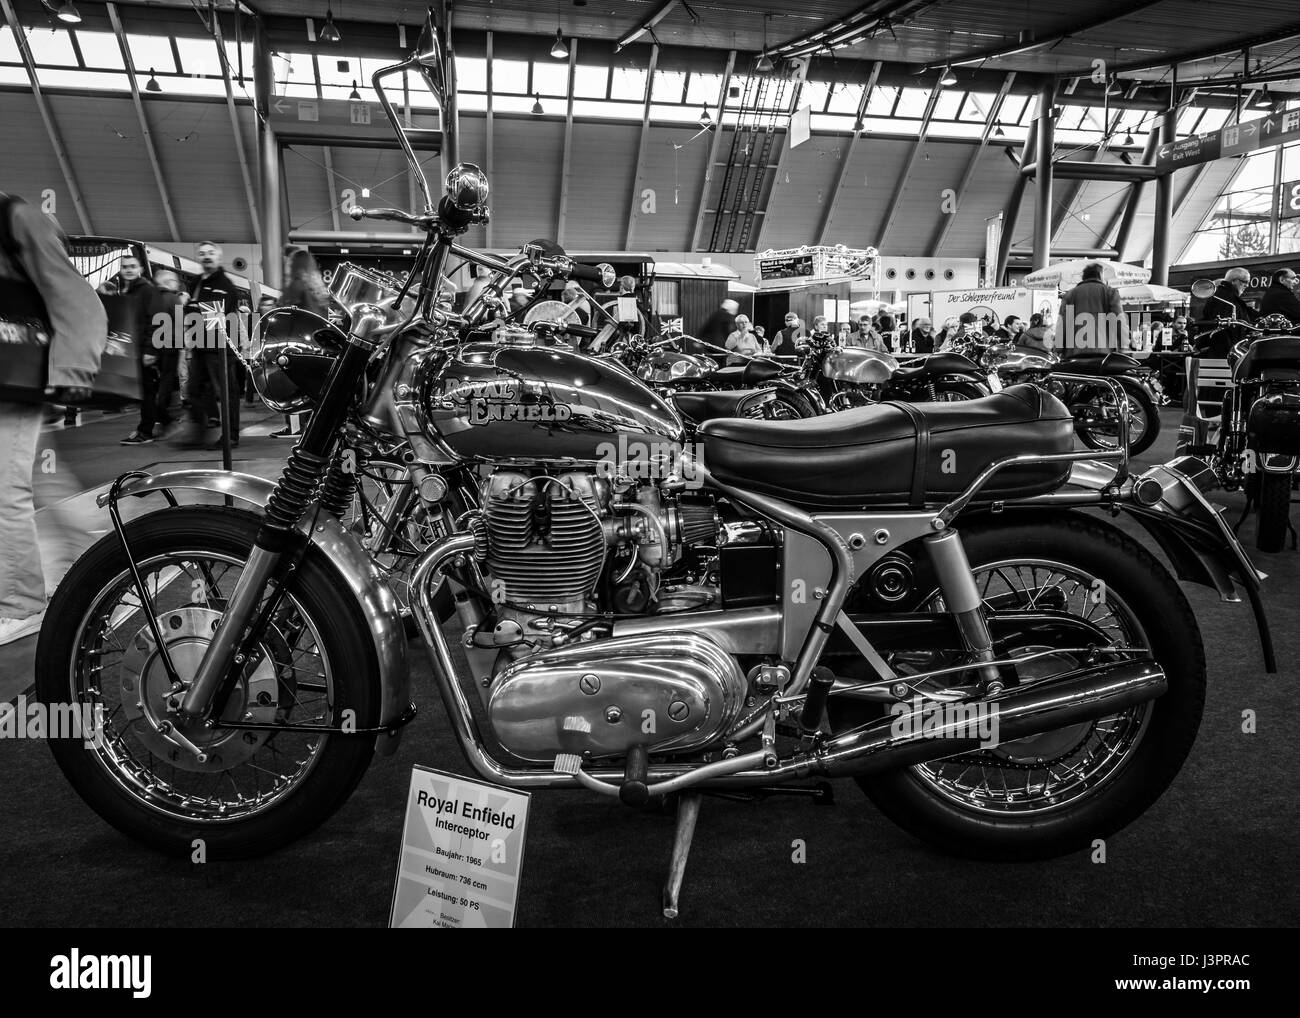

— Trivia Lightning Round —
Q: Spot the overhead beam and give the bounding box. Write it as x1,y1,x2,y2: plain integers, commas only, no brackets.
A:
877,81,942,249
929,71,1015,256
1083,21,1300,77
214,13,261,244
615,0,680,52
1020,160,1161,182
1109,127,1162,260
556,40,578,247
624,43,660,250
943,2,1167,70
107,3,180,242
1,0,92,233
818,62,881,245
690,49,736,252
772,1,937,60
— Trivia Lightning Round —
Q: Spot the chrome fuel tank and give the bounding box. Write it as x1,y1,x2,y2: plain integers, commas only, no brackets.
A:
421,342,684,462
823,346,898,385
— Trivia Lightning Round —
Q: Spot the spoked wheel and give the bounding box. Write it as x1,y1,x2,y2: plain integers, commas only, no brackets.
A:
36,506,379,858
1071,379,1159,456
828,514,1206,860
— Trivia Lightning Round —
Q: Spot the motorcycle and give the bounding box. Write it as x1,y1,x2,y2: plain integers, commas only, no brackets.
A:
35,11,1275,914
958,333,1162,456
1177,300,1300,553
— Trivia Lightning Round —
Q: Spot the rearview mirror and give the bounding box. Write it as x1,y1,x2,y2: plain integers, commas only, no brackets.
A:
414,10,446,88
1190,278,1217,300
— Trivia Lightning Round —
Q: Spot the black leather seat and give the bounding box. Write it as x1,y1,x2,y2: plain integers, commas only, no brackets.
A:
1240,335,1300,374
674,389,757,424
699,383,1074,509
705,359,784,387
1057,351,1142,374
892,352,982,379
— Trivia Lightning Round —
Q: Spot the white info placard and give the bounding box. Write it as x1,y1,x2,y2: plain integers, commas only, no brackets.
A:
389,765,531,928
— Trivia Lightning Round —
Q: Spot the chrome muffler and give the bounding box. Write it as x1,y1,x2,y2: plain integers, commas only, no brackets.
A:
803,657,1165,780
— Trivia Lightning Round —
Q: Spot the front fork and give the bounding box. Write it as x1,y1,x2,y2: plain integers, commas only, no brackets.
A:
176,310,387,723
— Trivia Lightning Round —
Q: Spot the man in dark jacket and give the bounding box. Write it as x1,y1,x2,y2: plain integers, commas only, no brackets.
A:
184,241,247,449
1060,262,1129,350
1259,268,1300,323
772,312,803,357
0,191,107,645
1203,267,1257,324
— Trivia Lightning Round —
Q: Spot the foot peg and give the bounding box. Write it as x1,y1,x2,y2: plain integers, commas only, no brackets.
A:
620,745,650,807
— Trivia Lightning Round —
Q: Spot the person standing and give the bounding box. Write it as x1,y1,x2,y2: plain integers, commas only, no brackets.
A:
0,191,107,645
695,297,738,359
1060,262,1129,350
561,279,591,326
1016,313,1053,354
725,313,761,363
911,317,936,354
772,312,803,357
183,241,246,450
1259,268,1300,322
111,254,162,445
268,249,329,439
148,269,186,437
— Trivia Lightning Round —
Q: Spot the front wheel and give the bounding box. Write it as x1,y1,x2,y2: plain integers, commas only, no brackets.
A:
1255,470,1294,553
829,513,1206,860
35,506,381,858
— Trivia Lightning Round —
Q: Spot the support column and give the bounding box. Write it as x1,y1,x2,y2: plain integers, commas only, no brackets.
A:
255,25,282,288
1032,80,1056,271
1150,106,1176,284
994,118,1037,284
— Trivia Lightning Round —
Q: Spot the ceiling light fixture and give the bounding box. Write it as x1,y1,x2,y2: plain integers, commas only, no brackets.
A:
550,28,569,59
145,67,161,92
320,6,341,44
993,120,1005,137
939,65,957,87
1123,132,1134,146
50,1,80,23
1250,86,1275,111
349,80,360,100
699,102,712,128
532,93,544,115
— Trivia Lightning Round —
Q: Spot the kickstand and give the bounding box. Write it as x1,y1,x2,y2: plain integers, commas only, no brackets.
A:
661,792,703,920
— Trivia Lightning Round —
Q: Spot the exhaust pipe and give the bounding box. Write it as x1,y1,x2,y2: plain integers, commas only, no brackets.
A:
806,657,1166,780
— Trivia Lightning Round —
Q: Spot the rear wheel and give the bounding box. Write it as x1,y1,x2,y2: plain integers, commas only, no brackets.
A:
1073,378,1159,456
827,514,1205,860
1255,470,1294,553
36,506,380,858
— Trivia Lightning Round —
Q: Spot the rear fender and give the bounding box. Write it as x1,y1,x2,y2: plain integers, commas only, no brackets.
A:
95,469,412,744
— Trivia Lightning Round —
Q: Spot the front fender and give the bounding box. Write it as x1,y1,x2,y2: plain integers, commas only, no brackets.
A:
96,469,412,739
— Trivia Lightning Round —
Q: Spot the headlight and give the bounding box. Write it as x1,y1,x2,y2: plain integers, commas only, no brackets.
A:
249,307,347,413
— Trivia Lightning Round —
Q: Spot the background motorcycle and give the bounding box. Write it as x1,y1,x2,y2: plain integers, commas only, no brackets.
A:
959,334,1161,456
1177,302,1300,552
34,12,1273,904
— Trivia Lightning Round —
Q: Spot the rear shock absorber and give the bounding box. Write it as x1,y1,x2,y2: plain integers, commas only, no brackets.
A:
927,380,939,401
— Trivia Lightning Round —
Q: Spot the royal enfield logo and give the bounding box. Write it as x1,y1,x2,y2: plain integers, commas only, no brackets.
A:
444,378,573,426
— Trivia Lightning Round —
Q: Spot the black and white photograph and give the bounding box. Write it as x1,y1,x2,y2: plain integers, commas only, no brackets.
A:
0,0,1294,976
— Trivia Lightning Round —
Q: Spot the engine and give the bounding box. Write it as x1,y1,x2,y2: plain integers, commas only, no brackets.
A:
457,467,745,763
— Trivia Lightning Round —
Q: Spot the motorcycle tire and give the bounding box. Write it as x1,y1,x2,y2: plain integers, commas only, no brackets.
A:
827,512,1205,861
1255,471,1293,553
1073,377,1160,457
36,506,381,859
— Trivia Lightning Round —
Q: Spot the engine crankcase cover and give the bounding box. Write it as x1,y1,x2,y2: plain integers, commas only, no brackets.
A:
487,631,747,763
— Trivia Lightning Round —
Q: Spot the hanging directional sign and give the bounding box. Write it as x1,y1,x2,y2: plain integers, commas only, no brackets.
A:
268,95,441,148
1158,108,1300,171
1278,179,1300,221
